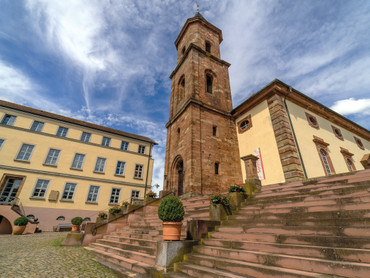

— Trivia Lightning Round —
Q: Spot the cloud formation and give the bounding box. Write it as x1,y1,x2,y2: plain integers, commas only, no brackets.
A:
331,98,370,116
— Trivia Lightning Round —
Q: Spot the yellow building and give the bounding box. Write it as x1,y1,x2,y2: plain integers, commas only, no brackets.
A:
233,79,370,186
0,100,156,232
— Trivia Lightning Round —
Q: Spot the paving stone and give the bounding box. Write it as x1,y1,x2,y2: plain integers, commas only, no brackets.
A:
0,232,118,278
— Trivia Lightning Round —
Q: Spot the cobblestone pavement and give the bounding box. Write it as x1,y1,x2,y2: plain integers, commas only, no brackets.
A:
0,232,118,278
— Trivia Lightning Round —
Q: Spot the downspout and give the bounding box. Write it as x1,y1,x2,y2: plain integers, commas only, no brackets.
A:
283,87,308,179
144,143,153,195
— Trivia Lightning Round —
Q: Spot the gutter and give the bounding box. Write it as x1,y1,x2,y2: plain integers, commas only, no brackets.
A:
144,143,153,195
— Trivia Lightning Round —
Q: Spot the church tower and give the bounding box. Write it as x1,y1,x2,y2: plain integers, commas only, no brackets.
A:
164,12,243,195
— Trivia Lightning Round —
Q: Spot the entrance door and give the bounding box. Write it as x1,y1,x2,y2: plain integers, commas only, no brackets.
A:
0,178,22,204
177,161,184,196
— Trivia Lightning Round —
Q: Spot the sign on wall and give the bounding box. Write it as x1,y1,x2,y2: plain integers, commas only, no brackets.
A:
253,148,265,180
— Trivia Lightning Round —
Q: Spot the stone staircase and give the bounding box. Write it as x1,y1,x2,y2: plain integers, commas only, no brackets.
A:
85,194,211,277
171,169,370,277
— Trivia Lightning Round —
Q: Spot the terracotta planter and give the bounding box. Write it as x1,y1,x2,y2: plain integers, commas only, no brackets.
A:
71,224,80,232
12,225,26,235
162,222,182,240
209,204,227,221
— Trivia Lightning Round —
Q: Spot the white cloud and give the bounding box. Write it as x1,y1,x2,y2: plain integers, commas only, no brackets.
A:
331,98,370,115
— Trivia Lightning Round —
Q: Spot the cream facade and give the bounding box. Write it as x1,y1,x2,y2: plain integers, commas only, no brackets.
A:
233,80,370,185
0,100,156,232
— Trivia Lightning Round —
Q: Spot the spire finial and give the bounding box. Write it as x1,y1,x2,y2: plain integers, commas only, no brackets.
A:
196,3,199,13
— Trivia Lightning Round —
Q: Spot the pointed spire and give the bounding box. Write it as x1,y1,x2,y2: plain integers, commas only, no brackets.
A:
194,3,205,20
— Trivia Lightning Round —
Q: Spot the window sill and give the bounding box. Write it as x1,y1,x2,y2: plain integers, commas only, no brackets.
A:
29,197,46,201
43,164,57,168
114,174,125,178
108,203,119,206
14,159,30,164
133,177,143,180
70,168,83,171
60,199,74,203
93,171,105,175
85,201,98,205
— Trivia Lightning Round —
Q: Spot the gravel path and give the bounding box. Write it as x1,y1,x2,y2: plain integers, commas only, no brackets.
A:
0,232,118,278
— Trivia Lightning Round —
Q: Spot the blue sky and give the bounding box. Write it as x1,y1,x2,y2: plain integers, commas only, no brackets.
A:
1,0,370,190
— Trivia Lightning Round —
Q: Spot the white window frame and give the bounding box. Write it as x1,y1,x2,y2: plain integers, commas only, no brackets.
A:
101,136,111,147
86,185,100,203
56,126,68,137
31,179,50,199
121,141,129,151
134,164,144,179
71,153,85,170
81,132,91,142
1,114,16,126
44,148,61,166
15,143,35,161
109,187,121,204
94,157,106,173
61,182,77,201
138,145,146,154
115,161,126,176
0,139,5,151
30,121,44,132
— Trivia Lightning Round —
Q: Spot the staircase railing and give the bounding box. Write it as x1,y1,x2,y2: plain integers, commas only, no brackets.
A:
10,197,39,224
89,190,175,236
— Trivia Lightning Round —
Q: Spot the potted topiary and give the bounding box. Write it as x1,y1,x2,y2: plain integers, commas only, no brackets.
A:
71,216,83,232
158,196,185,240
13,216,28,235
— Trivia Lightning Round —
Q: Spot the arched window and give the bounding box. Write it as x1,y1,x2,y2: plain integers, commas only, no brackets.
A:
56,216,65,221
178,75,185,101
206,74,213,94
205,41,211,53
83,217,91,222
26,214,35,220
320,149,331,175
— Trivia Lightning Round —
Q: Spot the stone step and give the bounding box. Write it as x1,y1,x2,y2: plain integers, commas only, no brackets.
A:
113,228,161,235
223,216,370,228
216,224,370,237
200,239,370,263
103,235,157,248
96,239,156,256
208,231,370,248
245,192,370,209
85,246,152,276
180,255,329,278
185,252,370,277
90,242,156,265
110,231,162,240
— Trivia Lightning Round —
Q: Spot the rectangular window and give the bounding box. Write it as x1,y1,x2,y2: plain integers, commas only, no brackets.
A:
80,132,91,142
213,126,217,136
56,126,68,137
121,141,129,151
61,182,77,201
138,145,146,154
115,161,126,176
215,162,219,175
30,121,44,132
71,153,85,169
130,190,140,202
44,149,61,166
94,157,106,173
109,188,121,204
1,114,16,126
0,139,4,151
31,179,50,198
16,144,35,161
86,185,100,203
134,164,144,179
101,136,111,147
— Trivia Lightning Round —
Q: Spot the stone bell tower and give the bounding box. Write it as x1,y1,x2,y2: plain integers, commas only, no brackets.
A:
164,12,242,195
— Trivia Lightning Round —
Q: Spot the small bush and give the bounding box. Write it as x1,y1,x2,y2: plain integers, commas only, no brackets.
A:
209,193,230,206
14,216,28,226
228,184,246,193
109,206,122,214
158,196,185,222
71,216,83,225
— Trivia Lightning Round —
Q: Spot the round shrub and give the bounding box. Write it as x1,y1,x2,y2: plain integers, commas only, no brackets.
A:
71,217,83,225
158,196,185,222
14,216,29,226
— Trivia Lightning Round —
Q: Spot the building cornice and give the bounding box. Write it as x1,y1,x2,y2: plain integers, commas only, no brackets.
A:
0,99,157,145
169,43,230,79
232,79,370,141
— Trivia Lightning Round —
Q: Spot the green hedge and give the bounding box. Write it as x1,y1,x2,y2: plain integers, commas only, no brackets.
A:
158,196,185,222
